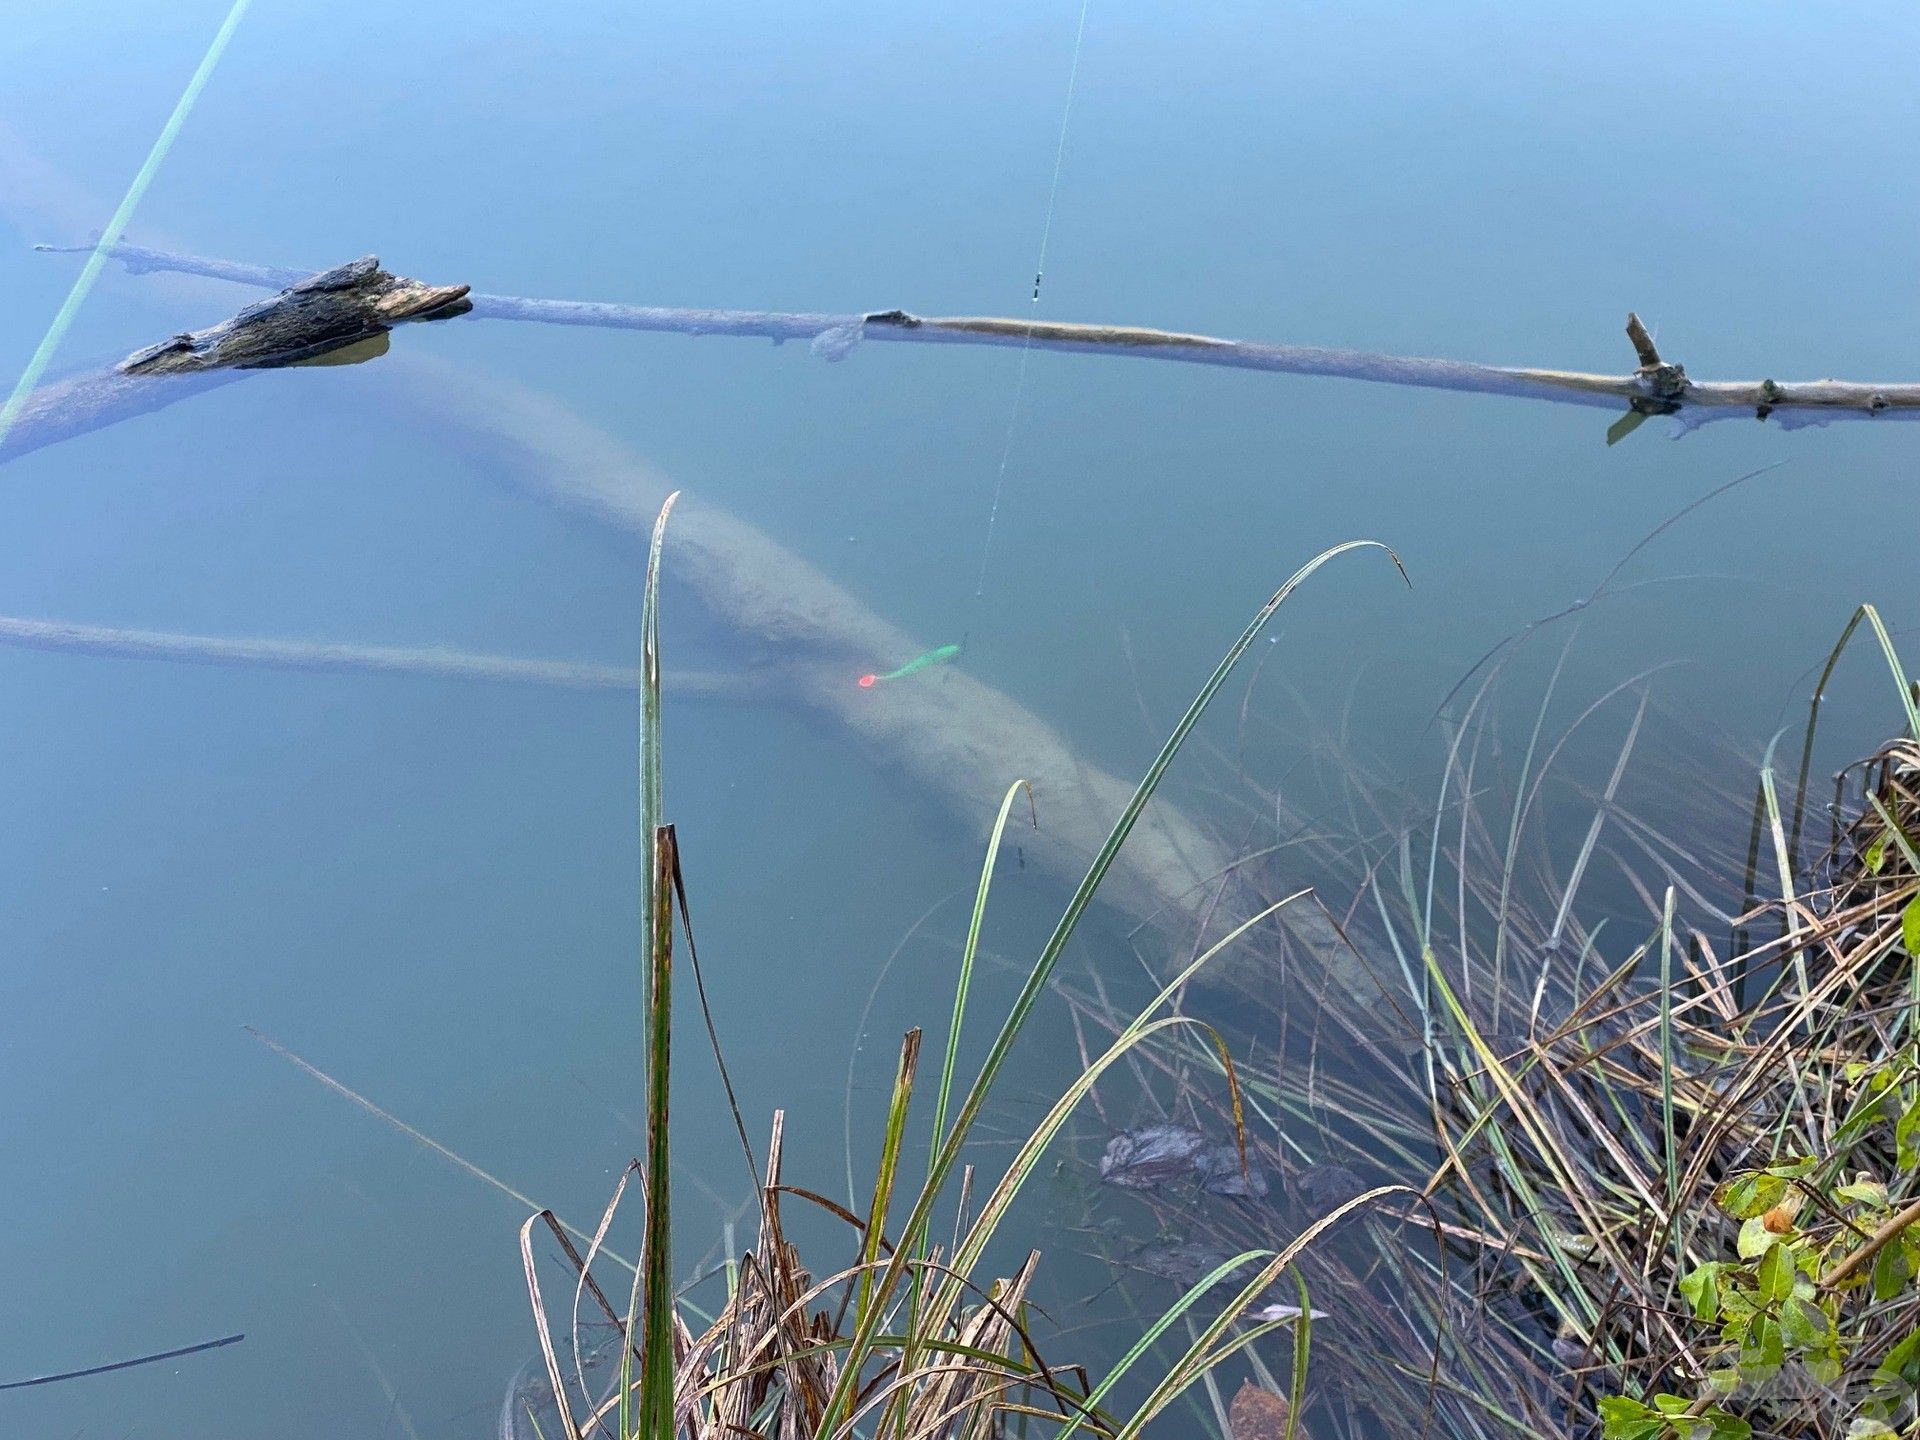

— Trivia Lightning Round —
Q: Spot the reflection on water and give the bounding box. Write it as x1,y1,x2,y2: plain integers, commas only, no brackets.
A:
1,0,1918,1435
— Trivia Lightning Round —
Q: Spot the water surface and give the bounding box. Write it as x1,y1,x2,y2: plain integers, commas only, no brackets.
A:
2,3,1917,1433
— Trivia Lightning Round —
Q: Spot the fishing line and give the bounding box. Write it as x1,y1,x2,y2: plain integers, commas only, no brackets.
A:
971,0,1093,598
0,0,255,450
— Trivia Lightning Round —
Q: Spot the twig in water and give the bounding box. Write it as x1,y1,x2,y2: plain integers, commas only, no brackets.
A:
0,1333,243,1391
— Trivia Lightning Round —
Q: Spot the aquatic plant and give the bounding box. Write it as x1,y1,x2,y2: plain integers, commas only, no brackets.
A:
503,497,1407,1440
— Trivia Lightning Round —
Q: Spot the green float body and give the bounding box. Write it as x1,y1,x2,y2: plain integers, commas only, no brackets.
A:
859,643,963,687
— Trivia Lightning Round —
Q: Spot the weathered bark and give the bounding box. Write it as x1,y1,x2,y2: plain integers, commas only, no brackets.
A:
117,254,470,375
0,253,468,465
42,241,1920,433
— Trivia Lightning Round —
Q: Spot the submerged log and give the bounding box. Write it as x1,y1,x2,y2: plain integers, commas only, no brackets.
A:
42,240,1920,434
0,615,759,701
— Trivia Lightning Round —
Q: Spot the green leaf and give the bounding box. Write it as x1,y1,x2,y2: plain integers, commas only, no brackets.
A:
1605,409,1650,446
1905,893,1920,960
1867,834,1888,873
1757,1242,1794,1304
1778,1296,1827,1349
1598,1396,1664,1440
1679,1263,1728,1321
1837,1177,1890,1209
1716,1172,1788,1219
1737,1215,1775,1259
1896,1092,1920,1169
1872,1238,1914,1302
1741,1313,1784,1377
1875,1326,1920,1392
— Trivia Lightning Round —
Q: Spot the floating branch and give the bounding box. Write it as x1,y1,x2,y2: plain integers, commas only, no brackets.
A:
41,241,1920,435
0,1332,243,1391
0,252,468,464
0,614,760,701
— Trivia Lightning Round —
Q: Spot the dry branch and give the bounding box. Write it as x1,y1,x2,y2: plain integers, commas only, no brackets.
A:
42,241,1920,435
0,614,758,701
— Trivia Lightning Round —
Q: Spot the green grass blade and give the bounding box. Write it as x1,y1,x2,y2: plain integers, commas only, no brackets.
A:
640,827,677,1440
1284,1270,1311,1440
1114,1188,1403,1439
638,494,678,1440
855,1028,923,1333
1658,885,1677,1209
931,781,1033,1167
814,541,1404,1438
1056,1249,1280,1440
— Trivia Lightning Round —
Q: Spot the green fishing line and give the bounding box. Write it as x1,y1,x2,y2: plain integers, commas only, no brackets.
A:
857,643,963,687
0,0,255,450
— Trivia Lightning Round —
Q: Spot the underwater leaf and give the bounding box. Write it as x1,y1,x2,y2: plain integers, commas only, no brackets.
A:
1099,1125,1206,1189
1228,1381,1297,1440
1605,409,1650,446
1550,1228,1599,1260
1193,1143,1270,1197
1293,1164,1366,1216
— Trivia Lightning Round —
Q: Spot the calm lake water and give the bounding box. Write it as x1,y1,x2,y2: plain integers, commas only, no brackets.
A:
3,2,1919,1434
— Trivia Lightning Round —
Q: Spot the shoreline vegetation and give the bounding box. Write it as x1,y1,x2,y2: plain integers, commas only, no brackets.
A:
1053,611,1920,1440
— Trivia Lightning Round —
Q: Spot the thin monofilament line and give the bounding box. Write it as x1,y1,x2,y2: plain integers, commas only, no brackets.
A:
0,0,254,451
973,0,1093,598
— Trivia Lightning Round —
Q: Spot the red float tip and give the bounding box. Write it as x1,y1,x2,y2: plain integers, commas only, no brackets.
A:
857,673,877,688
